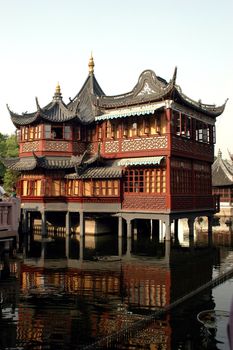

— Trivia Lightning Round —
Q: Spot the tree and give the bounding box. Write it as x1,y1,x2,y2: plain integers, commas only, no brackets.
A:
0,132,19,192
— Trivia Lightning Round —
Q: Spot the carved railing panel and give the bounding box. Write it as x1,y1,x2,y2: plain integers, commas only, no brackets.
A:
122,195,166,211
45,141,69,152
122,136,168,152
0,199,20,234
104,135,168,154
22,141,40,153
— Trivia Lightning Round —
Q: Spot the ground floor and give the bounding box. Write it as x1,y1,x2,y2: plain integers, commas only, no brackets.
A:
20,200,215,249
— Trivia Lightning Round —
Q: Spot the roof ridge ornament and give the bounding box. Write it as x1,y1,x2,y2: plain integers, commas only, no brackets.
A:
53,82,62,100
218,149,222,159
35,97,42,111
171,66,177,85
88,52,94,75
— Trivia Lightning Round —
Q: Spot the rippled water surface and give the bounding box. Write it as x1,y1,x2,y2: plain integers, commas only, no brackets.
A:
0,229,233,349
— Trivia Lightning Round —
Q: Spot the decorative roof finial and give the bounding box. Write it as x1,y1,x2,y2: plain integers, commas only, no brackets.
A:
218,149,222,159
53,82,62,100
56,82,61,94
88,52,94,74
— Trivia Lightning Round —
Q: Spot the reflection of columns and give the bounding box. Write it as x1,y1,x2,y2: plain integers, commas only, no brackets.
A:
41,211,47,237
118,216,123,256
79,234,84,261
79,212,85,260
118,236,122,257
65,212,70,258
41,241,46,259
126,236,132,257
207,215,213,246
2,241,10,278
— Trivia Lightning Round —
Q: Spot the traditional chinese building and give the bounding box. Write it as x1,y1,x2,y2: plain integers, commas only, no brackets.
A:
4,56,226,240
212,149,233,228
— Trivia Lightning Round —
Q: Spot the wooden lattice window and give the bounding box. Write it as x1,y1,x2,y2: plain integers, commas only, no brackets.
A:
124,168,166,194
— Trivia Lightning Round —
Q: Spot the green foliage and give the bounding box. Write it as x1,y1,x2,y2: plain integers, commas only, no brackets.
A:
0,132,19,189
4,169,19,193
5,134,19,157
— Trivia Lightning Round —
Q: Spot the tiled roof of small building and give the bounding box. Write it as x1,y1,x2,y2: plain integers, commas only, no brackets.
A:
212,150,233,186
1,155,75,171
65,166,122,179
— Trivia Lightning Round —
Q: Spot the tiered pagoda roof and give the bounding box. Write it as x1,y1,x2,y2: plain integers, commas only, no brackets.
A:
7,56,227,129
1,154,75,171
212,150,233,187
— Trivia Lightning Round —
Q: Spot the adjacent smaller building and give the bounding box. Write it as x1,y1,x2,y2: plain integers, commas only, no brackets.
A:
212,150,233,227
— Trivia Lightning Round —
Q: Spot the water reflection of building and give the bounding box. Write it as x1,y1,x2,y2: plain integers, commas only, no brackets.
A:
0,261,20,349
15,237,219,349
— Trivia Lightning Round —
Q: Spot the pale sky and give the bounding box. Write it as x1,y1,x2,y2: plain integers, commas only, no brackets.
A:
0,0,232,157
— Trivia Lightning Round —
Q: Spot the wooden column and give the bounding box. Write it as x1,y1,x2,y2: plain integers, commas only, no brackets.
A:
160,220,164,240
79,211,84,237
165,218,171,241
125,218,132,257
126,219,132,239
118,216,123,238
118,216,123,256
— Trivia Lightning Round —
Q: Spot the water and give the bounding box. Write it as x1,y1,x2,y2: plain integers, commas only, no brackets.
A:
0,229,233,349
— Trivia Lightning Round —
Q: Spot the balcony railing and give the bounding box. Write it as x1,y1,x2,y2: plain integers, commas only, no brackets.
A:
0,198,21,238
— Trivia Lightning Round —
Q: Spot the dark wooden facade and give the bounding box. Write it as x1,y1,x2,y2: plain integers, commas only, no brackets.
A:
4,56,226,239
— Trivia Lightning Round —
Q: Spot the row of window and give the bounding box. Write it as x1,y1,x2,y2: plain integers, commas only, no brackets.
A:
105,115,164,139
124,169,166,193
20,164,212,197
21,179,120,197
18,111,215,145
173,111,216,144
20,170,167,197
